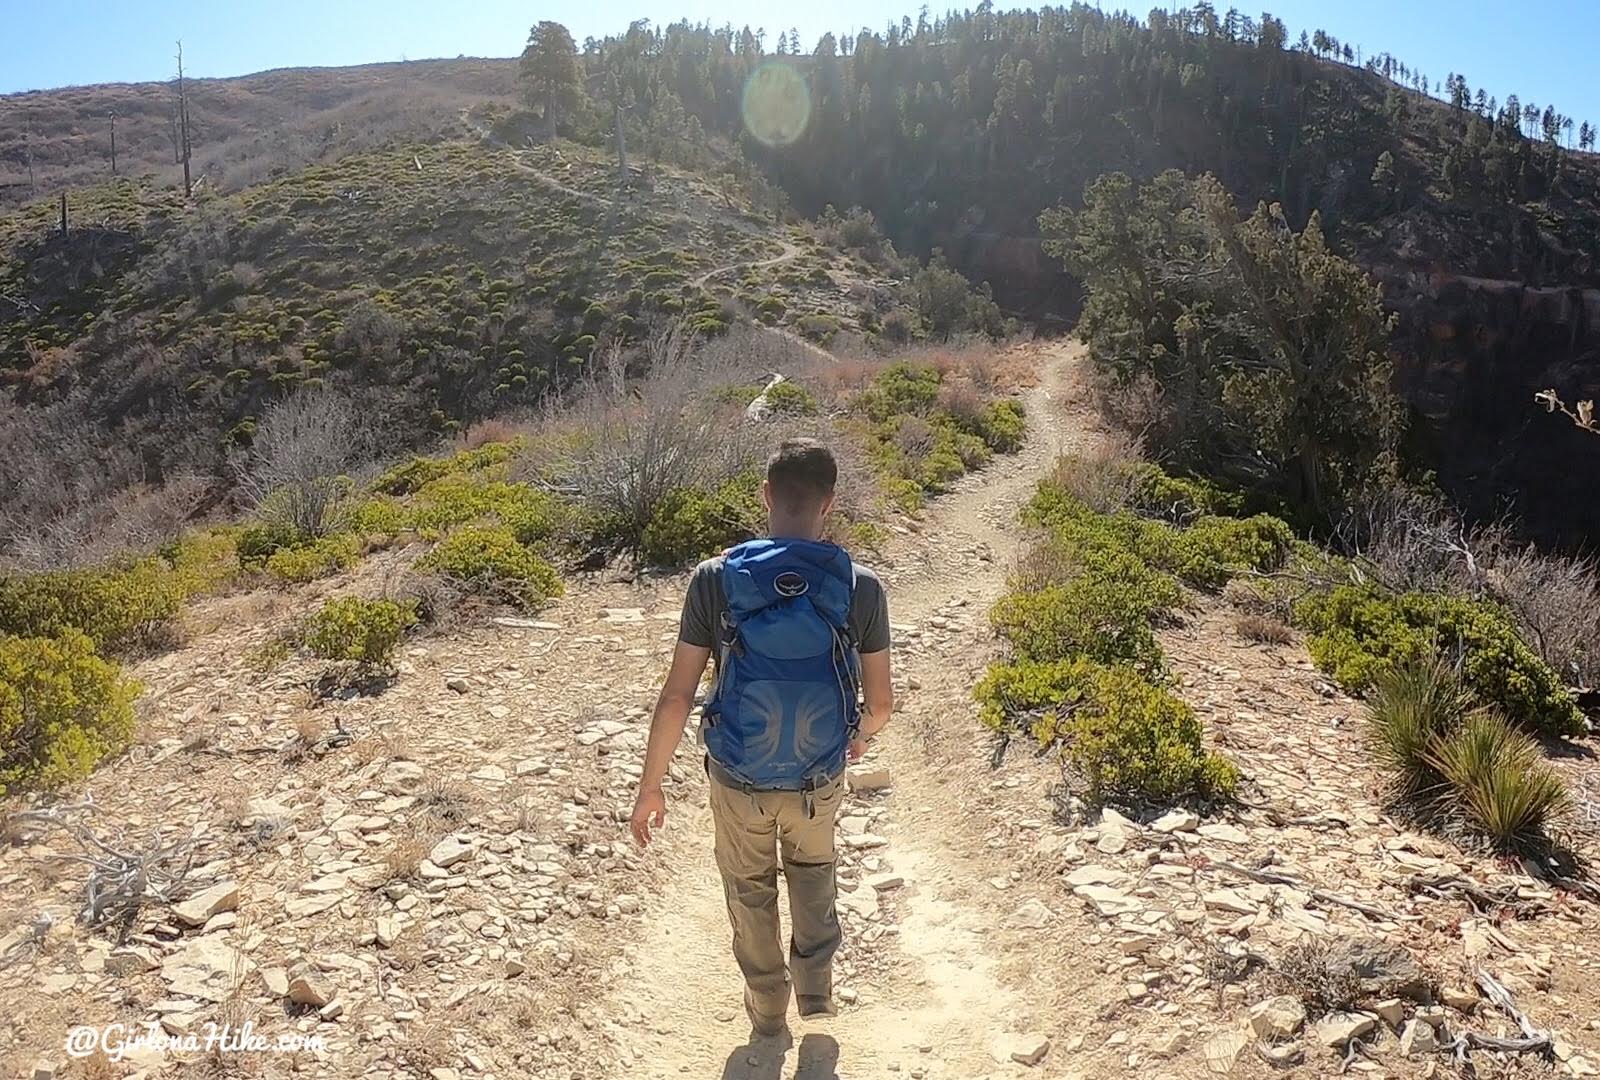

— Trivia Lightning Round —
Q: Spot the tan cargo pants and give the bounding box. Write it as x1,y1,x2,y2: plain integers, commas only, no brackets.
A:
708,770,847,1024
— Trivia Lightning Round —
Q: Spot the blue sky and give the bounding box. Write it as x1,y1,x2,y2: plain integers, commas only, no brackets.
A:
1,1,1595,127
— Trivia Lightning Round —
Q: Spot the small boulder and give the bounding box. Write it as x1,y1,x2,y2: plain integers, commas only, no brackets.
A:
172,881,241,928
1064,865,1128,888
990,1033,1050,1067
1324,938,1430,1001
1257,1041,1304,1068
428,835,472,869
380,760,427,795
1399,1019,1439,1056
846,765,892,793
1152,809,1200,833
286,962,334,1008
1073,884,1141,916
1203,1029,1250,1074
1314,1011,1377,1048
1004,898,1053,930
1373,998,1406,1028
105,946,161,977
1248,995,1307,1040
1440,985,1479,1012
1202,888,1257,916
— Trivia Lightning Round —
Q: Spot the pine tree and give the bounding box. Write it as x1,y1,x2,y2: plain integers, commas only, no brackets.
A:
520,21,582,139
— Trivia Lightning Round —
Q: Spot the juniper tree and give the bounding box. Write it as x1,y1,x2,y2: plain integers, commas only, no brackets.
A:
521,21,581,138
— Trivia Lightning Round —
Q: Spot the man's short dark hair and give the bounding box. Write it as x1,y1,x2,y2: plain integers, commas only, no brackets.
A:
766,438,837,513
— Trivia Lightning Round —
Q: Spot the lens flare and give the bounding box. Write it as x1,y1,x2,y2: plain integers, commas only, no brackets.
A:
741,62,812,148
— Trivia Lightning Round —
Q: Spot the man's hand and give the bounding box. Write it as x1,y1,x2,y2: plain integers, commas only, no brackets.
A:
630,785,667,846
847,737,868,762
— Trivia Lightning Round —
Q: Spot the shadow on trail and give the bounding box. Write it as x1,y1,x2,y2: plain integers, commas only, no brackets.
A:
719,1032,840,1080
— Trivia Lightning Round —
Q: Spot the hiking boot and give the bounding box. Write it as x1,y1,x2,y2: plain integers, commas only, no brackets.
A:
797,994,837,1019
744,989,788,1036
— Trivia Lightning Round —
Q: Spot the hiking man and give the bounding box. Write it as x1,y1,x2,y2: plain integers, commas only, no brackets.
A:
629,437,894,1035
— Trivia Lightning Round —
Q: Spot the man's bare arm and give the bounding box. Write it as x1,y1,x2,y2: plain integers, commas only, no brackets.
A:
858,648,894,738
630,640,712,845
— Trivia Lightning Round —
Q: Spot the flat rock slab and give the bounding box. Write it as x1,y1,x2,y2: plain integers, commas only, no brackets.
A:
1004,898,1054,929
990,1033,1050,1066
162,937,255,1002
846,766,892,793
430,836,473,868
172,881,240,928
1073,884,1141,916
1064,865,1129,888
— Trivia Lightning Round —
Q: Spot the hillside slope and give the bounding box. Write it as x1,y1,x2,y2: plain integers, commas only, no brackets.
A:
0,131,985,554
0,58,517,202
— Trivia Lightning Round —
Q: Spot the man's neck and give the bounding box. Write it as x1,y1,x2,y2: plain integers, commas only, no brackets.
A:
767,517,821,542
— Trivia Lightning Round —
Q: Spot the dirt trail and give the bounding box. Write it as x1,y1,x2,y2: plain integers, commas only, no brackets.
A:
602,341,1110,1079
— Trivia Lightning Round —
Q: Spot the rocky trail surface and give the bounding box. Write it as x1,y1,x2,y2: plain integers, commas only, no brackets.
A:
1,341,1597,1080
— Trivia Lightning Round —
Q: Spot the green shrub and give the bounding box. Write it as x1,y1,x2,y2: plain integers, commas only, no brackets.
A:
373,442,519,496
264,535,360,584
373,455,454,496
1129,464,1244,522
302,597,419,669
342,495,410,536
763,380,819,416
1171,514,1295,588
407,473,568,542
974,657,1236,804
639,475,763,566
0,631,140,797
0,561,183,654
1025,481,1298,592
237,521,303,568
990,550,1177,670
858,362,941,423
1428,712,1569,850
161,530,241,597
417,525,562,609
882,478,924,514
977,399,1026,453
795,314,841,343
1295,587,1584,738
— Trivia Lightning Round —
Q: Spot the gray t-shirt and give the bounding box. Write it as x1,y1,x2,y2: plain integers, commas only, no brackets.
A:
678,555,891,654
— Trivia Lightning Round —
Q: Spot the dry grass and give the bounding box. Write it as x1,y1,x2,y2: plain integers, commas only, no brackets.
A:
401,1016,458,1072
382,829,434,883
419,775,472,826
514,793,538,833
1489,546,1600,687
1040,436,1145,515
456,418,524,450
1233,613,1294,645
277,711,337,765
1272,937,1362,1015
1008,531,1082,593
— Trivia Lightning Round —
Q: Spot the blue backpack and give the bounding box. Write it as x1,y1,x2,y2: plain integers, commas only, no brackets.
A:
703,538,862,791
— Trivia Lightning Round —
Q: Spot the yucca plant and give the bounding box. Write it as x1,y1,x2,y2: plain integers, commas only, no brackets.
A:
1427,712,1570,851
1365,649,1475,799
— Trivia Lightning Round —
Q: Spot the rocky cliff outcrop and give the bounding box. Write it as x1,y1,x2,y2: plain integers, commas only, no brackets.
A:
1388,271,1600,548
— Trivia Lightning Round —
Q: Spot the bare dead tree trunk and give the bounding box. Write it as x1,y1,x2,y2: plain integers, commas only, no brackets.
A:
59,192,67,237
24,124,35,191
176,41,193,198
109,109,117,175
612,98,629,190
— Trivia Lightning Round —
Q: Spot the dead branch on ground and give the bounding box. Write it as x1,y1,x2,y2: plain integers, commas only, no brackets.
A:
8,798,194,938
1207,859,1417,923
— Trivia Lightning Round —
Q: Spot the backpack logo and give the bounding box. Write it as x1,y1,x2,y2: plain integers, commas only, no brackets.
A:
774,571,809,597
